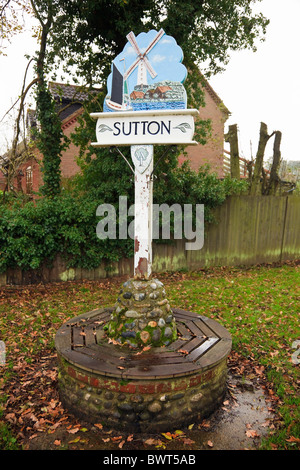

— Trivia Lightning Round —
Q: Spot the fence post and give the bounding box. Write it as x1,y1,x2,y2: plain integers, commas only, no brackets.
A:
280,196,289,263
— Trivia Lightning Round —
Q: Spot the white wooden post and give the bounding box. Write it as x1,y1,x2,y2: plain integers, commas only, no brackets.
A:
131,144,153,279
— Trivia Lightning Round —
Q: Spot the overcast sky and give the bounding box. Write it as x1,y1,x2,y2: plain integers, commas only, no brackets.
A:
1,0,299,162
209,0,300,162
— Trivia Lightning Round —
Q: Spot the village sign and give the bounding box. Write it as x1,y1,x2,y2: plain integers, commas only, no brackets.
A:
91,29,199,278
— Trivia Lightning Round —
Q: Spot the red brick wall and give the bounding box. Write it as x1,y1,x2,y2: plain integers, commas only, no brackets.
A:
0,172,5,191
60,116,82,178
179,87,227,177
0,157,42,194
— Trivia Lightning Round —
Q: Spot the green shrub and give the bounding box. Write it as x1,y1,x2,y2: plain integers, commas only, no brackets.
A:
0,162,248,273
0,193,132,273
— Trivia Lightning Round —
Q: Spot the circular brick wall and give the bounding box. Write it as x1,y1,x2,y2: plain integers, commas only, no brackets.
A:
55,308,231,433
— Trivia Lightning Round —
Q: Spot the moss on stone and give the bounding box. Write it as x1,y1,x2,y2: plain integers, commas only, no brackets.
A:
106,277,177,349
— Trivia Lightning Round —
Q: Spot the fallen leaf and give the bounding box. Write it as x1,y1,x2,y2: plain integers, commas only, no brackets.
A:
5,413,16,423
246,429,260,438
199,420,210,429
182,438,195,445
127,434,134,441
207,440,213,447
54,440,61,446
67,427,79,434
162,432,173,440
286,436,300,444
118,440,125,449
68,437,81,444
108,338,119,346
254,365,264,375
94,423,103,430
144,438,163,446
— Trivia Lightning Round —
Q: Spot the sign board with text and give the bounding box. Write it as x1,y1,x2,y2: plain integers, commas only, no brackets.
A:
91,109,198,147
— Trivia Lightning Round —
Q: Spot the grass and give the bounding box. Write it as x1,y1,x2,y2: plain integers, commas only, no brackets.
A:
165,263,300,449
0,262,299,450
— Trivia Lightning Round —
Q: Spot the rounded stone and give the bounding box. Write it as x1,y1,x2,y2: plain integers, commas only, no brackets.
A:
149,292,159,300
140,411,150,420
148,401,162,413
125,413,136,422
138,320,147,330
164,327,173,338
118,403,133,412
148,321,157,328
125,310,140,318
121,331,136,338
135,403,145,412
123,292,132,299
190,392,203,402
165,314,173,324
134,293,146,301
158,318,165,327
130,395,144,404
170,392,184,400
152,329,161,342
133,281,147,290
140,330,150,343
150,282,157,289
157,299,168,306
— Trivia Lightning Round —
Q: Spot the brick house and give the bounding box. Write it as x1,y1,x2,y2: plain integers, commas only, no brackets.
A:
178,77,230,177
0,78,229,194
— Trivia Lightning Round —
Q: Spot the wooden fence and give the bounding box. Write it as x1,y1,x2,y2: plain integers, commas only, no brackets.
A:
1,195,299,286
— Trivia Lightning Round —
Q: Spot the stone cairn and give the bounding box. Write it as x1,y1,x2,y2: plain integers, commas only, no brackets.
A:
106,278,177,348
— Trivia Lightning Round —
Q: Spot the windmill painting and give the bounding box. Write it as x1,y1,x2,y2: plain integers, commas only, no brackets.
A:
104,29,188,112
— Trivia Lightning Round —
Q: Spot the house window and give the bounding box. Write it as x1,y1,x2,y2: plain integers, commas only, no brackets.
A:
26,166,33,194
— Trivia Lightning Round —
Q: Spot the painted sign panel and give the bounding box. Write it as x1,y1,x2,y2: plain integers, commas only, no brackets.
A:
91,109,199,147
103,29,188,112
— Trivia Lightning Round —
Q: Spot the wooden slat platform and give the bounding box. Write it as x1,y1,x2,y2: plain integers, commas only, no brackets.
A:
55,307,232,379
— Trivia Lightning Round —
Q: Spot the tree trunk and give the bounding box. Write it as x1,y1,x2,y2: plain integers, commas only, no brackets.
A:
266,131,282,195
225,124,240,179
250,122,274,195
